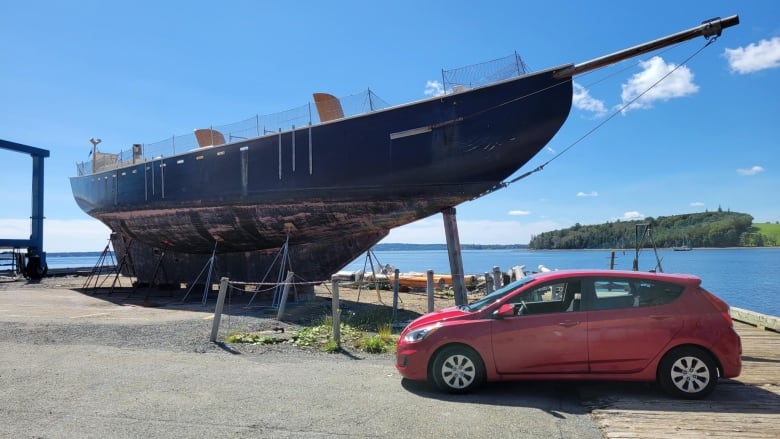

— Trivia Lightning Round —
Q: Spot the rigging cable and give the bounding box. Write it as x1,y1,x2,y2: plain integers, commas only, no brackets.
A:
497,36,720,191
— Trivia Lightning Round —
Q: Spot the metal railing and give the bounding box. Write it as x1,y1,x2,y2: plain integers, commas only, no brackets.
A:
76,52,529,176
76,89,390,176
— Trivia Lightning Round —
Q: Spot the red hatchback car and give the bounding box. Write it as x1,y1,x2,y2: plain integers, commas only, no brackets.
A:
396,269,741,399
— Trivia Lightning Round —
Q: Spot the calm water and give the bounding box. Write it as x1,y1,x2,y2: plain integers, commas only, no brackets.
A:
46,254,109,269
44,248,779,316
341,248,780,317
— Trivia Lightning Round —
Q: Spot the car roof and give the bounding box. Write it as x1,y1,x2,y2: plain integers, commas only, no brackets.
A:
528,269,702,286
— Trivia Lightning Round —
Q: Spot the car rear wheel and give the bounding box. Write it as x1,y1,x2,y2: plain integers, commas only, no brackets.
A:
658,346,718,399
430,345,484,393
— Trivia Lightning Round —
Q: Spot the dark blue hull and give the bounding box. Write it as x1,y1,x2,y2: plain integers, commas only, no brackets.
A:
70,68,573,283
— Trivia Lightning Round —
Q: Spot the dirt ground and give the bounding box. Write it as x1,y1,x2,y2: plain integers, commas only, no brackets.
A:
1,272,479,330
1,272,606,439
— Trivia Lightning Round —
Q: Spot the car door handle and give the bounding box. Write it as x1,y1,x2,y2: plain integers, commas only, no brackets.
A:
649,315,672,320
558,321,580,327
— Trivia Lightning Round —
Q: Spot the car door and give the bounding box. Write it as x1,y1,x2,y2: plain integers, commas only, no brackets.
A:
583,277,685,373
490,279,588,374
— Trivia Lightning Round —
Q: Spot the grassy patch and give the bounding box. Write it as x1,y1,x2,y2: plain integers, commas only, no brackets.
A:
354,322,396,353
292,314,397,353
227,312,398,353
754,222,780,246
225,332,284,345
744,222,780,246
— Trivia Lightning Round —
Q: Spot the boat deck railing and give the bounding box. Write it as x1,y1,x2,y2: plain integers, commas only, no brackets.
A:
75,89,391,176
442,52,527,90
75,52,528,176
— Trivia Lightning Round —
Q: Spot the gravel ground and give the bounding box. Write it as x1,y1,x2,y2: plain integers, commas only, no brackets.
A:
0,273,414,359
0,274,604,438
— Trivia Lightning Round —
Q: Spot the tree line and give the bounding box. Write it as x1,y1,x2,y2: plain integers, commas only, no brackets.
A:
528,210,774,249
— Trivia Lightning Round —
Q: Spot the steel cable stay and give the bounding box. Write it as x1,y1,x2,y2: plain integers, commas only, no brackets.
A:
492,36,720,193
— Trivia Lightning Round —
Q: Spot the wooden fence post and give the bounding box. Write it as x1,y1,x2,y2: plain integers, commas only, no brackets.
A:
210,277,229,343
331,275,340,347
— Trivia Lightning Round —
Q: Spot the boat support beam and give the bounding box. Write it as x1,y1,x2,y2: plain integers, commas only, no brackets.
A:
0,138,50,279
442,207,468,306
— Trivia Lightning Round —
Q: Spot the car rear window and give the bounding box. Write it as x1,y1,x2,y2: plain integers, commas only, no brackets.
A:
635,281,685,307
591,279,684,310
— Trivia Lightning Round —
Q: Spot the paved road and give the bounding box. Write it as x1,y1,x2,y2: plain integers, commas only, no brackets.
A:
0,284,603,438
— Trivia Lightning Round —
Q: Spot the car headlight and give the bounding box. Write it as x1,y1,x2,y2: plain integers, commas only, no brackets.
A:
403,324,441,343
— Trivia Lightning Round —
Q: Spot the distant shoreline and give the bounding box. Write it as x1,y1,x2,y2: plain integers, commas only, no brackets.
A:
29,245,780,256
371,243,528,251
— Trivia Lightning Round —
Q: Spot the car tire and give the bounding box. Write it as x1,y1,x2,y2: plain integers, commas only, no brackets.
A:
430,345,485,393
658,346,718,399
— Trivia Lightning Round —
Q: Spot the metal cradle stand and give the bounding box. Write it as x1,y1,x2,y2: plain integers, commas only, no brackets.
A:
181,242,219,305
246,234,295,308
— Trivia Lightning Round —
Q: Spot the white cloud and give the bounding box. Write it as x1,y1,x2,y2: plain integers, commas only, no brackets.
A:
424,80,445,97
0,218,111,252
620,56,698,113
572,82,607,116
380,217,559,245
737,165,765,176
690,201,705,207
725,37,780,74
576,191,598,197
622,211,644,220
508,210,530,216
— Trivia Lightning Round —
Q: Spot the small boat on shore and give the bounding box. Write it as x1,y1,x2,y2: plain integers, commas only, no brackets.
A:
397,273,479,290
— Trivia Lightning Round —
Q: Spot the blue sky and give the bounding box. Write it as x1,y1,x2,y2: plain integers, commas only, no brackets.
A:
1,1,778,252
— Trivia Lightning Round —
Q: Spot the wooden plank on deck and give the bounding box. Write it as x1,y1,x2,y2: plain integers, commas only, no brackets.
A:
589,322,780,438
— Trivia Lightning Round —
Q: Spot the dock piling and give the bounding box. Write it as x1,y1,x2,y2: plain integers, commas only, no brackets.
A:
426,269,434,313
492,266,503,290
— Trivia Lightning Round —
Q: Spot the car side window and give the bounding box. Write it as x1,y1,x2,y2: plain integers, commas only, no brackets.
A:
592,280,634,310
589,278,684,310
508,280,581,315
634,281,684,307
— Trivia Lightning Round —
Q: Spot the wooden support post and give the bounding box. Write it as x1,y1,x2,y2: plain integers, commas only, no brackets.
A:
330,275,341,348
482,272,491,294
442,207,467,306
276,271,294,320
426,269,435,313
392,268,400,321
210,277,229,343
492,266,503,290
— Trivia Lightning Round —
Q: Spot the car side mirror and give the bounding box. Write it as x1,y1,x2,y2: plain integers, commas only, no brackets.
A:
493,303,516,319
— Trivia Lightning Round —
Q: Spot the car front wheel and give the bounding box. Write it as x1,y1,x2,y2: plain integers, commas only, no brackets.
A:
430,345,485,393
658,346,718,399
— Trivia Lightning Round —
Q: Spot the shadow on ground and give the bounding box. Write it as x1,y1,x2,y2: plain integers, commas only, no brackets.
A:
77,284,427,327
402,375,780,415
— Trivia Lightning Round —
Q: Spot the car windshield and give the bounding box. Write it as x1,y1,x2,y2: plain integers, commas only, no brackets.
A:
465,276,536,312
